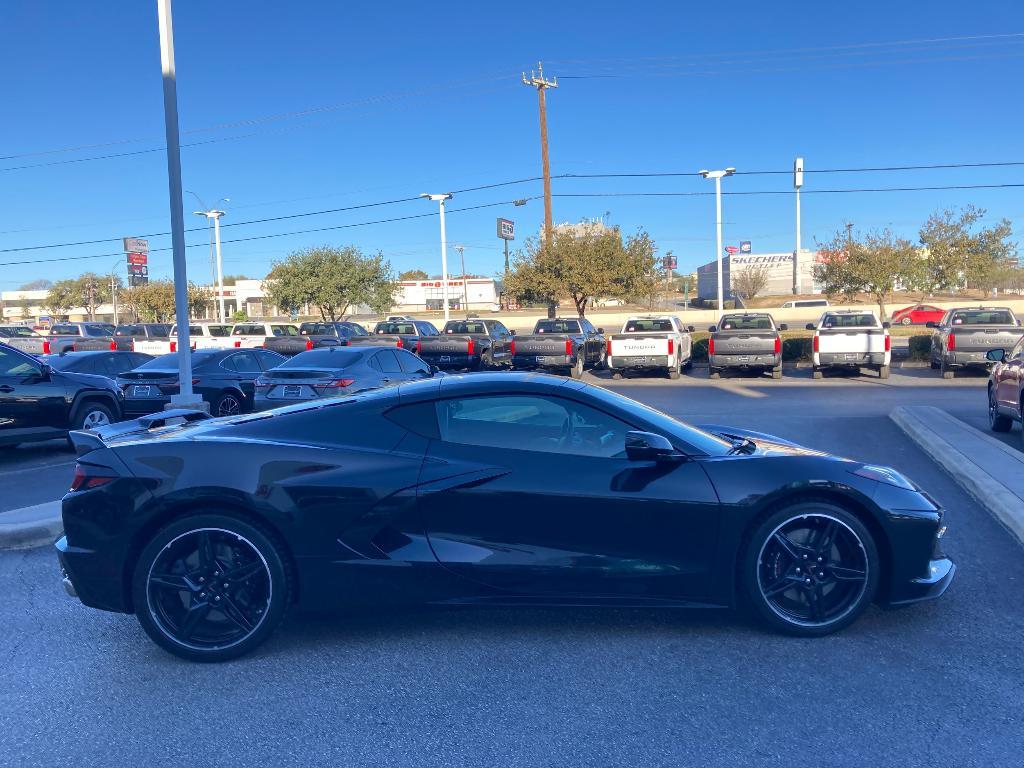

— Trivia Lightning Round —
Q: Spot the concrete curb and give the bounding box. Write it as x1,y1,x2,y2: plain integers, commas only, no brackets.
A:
683,360,929,370
0,500,63,551
890,405,1024,545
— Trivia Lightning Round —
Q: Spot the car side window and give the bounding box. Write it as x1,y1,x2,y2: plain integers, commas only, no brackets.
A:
231,352,263,374
435,395,632,458
0,347,40,377
256,350,285,370
375,349,403,373
397,349,430,375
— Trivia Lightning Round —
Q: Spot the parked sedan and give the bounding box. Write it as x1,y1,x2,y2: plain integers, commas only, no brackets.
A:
38,350,153,378
254,346,435,410
890,304,946,326
987,334,1024,444
58,373,953,662
117,348,285,417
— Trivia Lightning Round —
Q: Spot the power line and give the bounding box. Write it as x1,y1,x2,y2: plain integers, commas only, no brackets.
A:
552,182,1024,199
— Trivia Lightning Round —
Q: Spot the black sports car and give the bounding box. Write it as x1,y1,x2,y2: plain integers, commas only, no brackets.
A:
56,373,954,662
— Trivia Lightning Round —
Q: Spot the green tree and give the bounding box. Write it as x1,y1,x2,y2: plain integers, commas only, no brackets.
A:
399,269,429,280
917,206,1016,294
221,274,249,286
44,280,77,318
814,226,919,320
68,273,116,320
264,245,398,321
121,280,209,322
504,227,657,316
187,283,212,318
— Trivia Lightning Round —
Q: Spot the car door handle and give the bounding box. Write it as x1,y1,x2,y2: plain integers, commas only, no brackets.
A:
0,385,13,393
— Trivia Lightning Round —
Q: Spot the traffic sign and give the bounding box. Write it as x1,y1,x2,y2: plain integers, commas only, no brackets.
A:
123,237,149,253
497,218,515,240
127,252,148,265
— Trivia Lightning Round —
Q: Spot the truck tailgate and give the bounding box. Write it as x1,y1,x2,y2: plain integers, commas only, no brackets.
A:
947,327,1023,351
513,334,572,355
817,329,887,354
134,340,172,355
609,334,671,356
712,332,777,355
419,336,476,355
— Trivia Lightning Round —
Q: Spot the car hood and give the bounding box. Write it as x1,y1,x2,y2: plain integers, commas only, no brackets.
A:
696,423,835,459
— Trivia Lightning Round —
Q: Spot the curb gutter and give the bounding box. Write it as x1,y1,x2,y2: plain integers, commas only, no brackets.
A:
0,500,63,551
890,405,1024,545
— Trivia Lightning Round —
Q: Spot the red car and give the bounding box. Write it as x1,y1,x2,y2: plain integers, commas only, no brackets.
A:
891,304,946,326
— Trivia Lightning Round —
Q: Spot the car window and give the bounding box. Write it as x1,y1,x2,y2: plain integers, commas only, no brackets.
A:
719,315,773,331
84,325,111,337
115,324,143,337
50,325,81,336
0,347,41,377
397,349,430,375
950,310,1016,325
344,323,368,336
821,313,878,328
444,321,487,334
375,349,403,373
377,322,414,335
625,319,674,332
535,320,581,334
256,350,287,370
436,395,632,458
272,325,298,337
229,351,263,374
1010,337,1024,361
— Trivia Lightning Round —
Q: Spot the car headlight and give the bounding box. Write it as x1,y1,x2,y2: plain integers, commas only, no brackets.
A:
852,464,917,490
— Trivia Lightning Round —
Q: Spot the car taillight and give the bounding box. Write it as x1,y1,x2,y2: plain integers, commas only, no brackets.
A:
774,336,781,355
948,333,956,351
254,376,270,390
320,378,355,388
306,339,313,351
109,340,117,351
708,338,715,355
69,464,117,492
71,343,78,352
234,340,242,348
667,338,674,356
467,339,475,356
191,378,200,385
396,339,403,348
43,340,51,354
813,334,820,353
170,341,177,353
510,340,516,356
884,335,891,352
606,338,612,357
565,339,573,355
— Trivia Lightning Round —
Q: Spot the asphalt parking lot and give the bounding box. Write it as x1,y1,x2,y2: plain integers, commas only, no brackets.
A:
1,368,1023,766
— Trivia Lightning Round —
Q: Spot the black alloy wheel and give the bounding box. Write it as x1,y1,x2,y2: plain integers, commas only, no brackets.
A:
989,387,1012,432
132,515,290,662
213,391,243,417
744,503,879,636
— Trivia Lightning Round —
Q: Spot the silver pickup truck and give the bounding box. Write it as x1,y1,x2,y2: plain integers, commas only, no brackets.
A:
928,307,1022,379
0,322,115,355
708,313,787,379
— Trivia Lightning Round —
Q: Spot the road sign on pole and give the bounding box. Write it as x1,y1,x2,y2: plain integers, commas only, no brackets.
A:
725,245,740,255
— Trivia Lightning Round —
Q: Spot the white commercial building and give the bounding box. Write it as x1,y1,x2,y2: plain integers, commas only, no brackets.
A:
697,250,820,301
392,278,499,313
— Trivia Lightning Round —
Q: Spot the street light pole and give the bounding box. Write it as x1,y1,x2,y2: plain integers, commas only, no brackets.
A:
420,193,453,322
454,244,469,318
794,157,804,295
189,193,229,323
156,0,197,405
698,167,736,314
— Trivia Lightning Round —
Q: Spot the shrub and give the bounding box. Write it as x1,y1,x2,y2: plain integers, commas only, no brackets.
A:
782,337,813,362
907,334,932,360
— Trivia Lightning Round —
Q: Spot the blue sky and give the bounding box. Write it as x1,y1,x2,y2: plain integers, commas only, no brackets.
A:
1,0,1022,289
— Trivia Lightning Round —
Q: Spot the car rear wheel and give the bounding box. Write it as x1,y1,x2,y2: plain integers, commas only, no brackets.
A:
212,391,243,417
709,368,721,379
743,503,879,637
75,401,114,431
132,514,291,662
988,388,1012,432
771,364,783,380
812,368,823,380
878,365,890,379
940,361,954,380
569,356,585,379
901,316,912,325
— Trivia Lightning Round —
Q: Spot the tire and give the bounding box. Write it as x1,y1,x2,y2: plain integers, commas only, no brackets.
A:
940,361,954,380
741,502,879,637
988,387,1012,432
901,317,912,326
878,365,890,380
812,368,823,380
771,365,783,380
131,513,291,662
611,371,623,380
668,359,681,380
709,368,721,380
212,390,244,417
73,400,115,431
569,356,585,379
930,359,939,370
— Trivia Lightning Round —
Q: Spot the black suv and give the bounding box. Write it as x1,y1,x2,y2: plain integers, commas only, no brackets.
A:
0,343,123,447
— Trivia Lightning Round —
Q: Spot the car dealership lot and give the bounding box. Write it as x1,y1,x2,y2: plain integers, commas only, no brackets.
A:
1,369,1022,765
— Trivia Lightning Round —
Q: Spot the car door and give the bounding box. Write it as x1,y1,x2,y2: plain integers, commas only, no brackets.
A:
0,345,68,433
490,321,512,361
373,349,407,387
227,350,264,405
417,393,721,600
997,336,1024,411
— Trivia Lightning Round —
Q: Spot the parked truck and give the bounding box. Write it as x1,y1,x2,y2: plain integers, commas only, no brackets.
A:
416,318,514,370
348,319,441,350
0,322,115,356
230,321,302,349
708,313,787,380
806,310,891,379
262,321,369,357
509,317,605,379
928,306,1022,379
605,316,693,379
133,322,233,355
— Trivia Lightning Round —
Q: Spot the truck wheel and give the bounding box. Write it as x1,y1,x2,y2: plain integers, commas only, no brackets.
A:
878,365,890,379
569,357,585,379
668,363,680,380
709,368,721,380
812,368,823,380
940,361,954,380
771,365,783,380
930,359,939,370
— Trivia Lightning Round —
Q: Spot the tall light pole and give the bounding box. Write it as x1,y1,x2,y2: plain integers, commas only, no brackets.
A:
698,167,736,313
454,244,469,318
156,0,198,406
793,157,804,294
109,258,122,325
189,193,229,322
420,193,452,322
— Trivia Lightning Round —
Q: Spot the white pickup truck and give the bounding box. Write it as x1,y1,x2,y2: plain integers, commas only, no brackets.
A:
806,310,891,379
133,322,234,355
605,315,693,379
230,321,302,349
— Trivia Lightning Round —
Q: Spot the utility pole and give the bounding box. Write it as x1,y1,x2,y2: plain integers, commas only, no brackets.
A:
846,222,854,247
522,62,557,243
454,245,469,318
793,157,804,295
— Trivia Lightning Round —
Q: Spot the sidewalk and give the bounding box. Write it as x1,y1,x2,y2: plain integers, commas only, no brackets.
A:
0,501,62,550
891,405,1024,544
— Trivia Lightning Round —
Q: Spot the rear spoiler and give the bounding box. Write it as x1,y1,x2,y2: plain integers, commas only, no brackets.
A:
68,408,212,455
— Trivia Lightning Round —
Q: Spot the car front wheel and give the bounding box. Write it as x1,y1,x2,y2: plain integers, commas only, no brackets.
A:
74,401,114,431
989,388,1012,432
132,514,291,662
742,502,879,637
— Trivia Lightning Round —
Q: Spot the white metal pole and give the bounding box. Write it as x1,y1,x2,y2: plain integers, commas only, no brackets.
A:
111,274,118,325
439,198,450,323
794,187,802,294
213,212,226,323
715,175,724,313
156,0,195,403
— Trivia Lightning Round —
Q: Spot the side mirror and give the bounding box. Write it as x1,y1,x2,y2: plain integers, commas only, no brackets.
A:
688,325,696,333
805,323,816,331
508,329,516,336
925,321,937,329
779,323,788,331
987,348,1006,362
882,321,891,329
596,327,605,334
36,363,52,381
625,431,682,462
708,325,717,333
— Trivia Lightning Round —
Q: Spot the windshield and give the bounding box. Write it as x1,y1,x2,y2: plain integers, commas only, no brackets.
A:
0,326,37,337
582,384,734,456
376,322,414,334
141,350,222,370
278,348,367,368
821,313,878,328
950,310,1017,326
444,322,487,334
